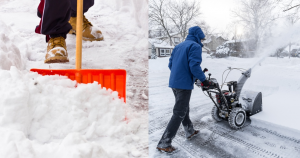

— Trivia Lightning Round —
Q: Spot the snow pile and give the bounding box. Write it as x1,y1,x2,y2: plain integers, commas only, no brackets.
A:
0,67,144,157
0,20,26,70
0,0,148,157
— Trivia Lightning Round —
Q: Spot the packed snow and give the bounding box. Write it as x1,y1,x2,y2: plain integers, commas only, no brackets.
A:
149,54,300,157
0,0,148,157
151,53,300,131
0,67,139,157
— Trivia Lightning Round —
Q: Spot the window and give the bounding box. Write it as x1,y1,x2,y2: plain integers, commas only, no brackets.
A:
160,49,171,56
165,49,170,56
160,49,165,56
173,37,180,45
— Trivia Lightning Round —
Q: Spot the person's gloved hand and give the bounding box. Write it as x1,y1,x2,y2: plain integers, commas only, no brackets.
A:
195,79,209,87
201,80,210,87
195,79,201,87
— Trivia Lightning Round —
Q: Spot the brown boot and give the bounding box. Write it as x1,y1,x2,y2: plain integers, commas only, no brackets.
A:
187,130,199,139
45,36,69,63
68,15,104,41
156,146,176,153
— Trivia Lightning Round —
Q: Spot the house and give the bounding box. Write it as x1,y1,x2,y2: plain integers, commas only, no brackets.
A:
215,39,256,58
148,32,181,59
148,37,211,59
203,35,227,53
156,32,182,46
282,44,300,57
148,39,174,58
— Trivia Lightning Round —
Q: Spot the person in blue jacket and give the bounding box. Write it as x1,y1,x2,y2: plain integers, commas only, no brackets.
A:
157,26,210,153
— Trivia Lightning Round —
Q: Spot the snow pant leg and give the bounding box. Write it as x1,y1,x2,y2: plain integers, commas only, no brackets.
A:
35,0,72,42
70,0,94,17
182,107,195,138
157,88,192,148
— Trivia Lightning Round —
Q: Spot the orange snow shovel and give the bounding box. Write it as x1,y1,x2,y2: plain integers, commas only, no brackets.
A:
30,0,126,102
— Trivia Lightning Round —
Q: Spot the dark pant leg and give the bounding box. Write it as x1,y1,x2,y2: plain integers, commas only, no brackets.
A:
157,88,192,148
35,0,72,42
182,107,195,138
70,0,94,17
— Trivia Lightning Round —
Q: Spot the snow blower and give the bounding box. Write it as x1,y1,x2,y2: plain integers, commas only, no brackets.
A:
196,68,262,129
30,0,126,102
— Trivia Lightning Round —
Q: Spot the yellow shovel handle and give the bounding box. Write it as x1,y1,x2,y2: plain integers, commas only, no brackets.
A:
75,0,83,70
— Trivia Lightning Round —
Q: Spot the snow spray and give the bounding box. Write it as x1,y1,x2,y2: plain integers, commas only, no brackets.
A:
251,22,300,70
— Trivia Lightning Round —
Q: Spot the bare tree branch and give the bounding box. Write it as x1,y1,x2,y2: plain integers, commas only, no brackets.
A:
149,0,201,44
283,4,300,11
232,0,279,50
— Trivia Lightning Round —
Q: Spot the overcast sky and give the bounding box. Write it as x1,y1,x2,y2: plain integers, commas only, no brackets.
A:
200,0,238,33
199,0,300,34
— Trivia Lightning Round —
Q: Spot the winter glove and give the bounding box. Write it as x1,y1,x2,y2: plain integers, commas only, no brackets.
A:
201,80,210,87
195,79,209,87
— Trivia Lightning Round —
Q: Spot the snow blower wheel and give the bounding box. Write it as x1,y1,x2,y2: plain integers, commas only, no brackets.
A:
211,106,222,122
196,68,262,129
228,107,246,129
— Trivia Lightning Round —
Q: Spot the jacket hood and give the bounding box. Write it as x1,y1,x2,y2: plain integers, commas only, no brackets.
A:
185,26,205,46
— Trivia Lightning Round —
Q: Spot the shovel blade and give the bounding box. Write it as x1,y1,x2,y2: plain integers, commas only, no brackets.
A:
30,69,126,102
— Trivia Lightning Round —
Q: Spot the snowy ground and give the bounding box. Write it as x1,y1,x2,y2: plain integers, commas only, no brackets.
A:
149,54,300,158
0,0,148,157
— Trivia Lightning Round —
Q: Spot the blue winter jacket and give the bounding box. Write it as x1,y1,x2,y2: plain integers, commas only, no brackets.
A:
168,26,206,90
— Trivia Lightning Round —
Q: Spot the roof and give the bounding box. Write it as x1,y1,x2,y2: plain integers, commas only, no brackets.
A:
154,43,174,48
202,35,227,44
225,39,249,44
156,32,181,39
148,38,174,49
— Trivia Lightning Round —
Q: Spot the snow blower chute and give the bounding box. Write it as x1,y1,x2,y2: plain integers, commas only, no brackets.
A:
196,68,262,129
30,0,126,102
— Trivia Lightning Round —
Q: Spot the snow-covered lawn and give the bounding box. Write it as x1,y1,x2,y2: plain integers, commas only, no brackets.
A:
0,0,148,157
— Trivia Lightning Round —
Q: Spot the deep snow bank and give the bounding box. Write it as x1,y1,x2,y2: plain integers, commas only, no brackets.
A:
0,67,144,157
0,0,149,157
0,20,26,70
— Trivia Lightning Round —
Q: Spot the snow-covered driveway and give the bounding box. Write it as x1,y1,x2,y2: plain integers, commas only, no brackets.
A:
149,56,300,158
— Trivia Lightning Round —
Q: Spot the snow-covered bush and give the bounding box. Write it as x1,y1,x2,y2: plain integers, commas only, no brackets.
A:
150,44,157,59
215,45,230,58
150,53,157,59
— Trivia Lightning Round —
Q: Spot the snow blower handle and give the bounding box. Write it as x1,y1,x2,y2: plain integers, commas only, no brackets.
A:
208,73,211,80
195,68,208,87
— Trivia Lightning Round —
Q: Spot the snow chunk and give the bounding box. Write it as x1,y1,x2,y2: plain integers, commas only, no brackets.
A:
141,92,148,100
0,20,25,70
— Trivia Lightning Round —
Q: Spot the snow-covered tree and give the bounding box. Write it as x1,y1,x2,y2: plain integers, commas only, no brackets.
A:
196,21,216,38
149,0,201,45
167,0,201,43
233,0,279,50
150,44,157,59
281,0,300,58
